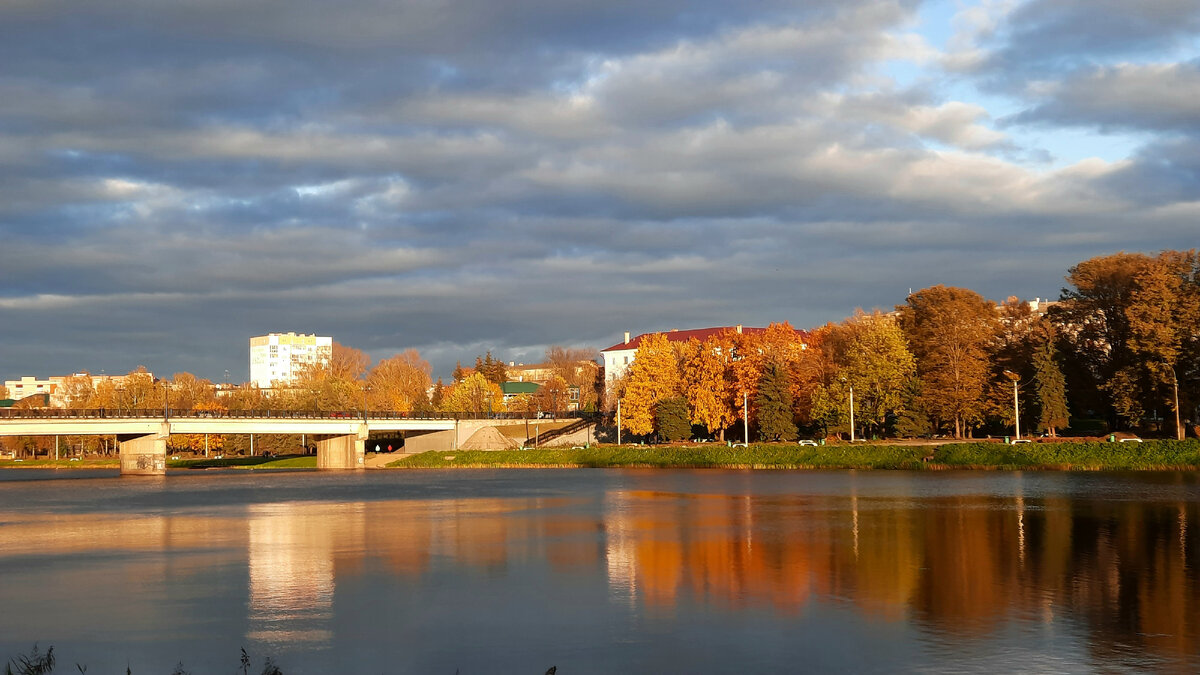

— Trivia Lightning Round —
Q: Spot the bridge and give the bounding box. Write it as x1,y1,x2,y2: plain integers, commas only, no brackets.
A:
0,409,578,475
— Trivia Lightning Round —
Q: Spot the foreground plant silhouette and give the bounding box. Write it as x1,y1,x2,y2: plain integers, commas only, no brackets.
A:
4,646,283,675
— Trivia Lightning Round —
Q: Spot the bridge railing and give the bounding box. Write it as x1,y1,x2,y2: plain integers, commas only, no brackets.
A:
0,408,599,422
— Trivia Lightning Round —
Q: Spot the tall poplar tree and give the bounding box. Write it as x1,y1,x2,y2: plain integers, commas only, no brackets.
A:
1032,332,1070,436
755,357,796,441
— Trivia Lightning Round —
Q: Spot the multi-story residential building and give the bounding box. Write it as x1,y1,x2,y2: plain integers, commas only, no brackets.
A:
3,372,156,407
249,333,332,388
3,376,59,404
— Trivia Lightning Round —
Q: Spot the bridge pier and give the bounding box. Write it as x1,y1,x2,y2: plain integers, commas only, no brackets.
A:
314,429,366,470
118,425,169,475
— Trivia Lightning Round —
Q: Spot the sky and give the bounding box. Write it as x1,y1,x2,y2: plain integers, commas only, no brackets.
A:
1,0,1199,383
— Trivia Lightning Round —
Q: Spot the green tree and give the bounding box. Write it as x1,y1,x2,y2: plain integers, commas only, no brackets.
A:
431,377,446,409
755,357,796,441
654,397,691,442
839,312,915,437
1032,325,1070,436
894,377,933,438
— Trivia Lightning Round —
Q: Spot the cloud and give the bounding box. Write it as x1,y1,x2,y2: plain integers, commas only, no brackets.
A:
1009,60,1200,133
1,0,1199,381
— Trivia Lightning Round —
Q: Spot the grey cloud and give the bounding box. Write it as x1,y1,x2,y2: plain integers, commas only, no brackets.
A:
984,0,1200,75
3,0,1200,382
1009,60,1200,133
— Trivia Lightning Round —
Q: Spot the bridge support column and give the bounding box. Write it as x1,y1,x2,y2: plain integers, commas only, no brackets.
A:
315,427,366,470
118,425,169,475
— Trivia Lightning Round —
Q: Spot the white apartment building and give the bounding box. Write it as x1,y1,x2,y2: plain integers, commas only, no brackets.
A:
249,333,332,388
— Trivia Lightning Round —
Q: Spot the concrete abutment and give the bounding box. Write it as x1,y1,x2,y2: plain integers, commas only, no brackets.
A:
315,431,366,470
117,426,169,475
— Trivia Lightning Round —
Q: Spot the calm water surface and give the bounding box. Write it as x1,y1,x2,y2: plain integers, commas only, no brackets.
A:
1,469,1199,674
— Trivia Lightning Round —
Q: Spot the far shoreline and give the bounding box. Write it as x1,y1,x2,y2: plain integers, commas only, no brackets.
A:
4,440,1200,473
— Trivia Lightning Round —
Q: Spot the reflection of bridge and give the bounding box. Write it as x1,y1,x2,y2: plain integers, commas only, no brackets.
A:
0,409,581,475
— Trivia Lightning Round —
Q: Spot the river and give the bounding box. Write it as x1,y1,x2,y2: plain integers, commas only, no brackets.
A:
1,469,1198,673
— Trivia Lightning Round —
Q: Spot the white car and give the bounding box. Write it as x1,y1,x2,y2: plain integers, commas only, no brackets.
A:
797,440,818,447
1119,437,1143,443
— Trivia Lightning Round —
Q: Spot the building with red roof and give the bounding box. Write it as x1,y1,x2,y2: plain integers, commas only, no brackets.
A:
601,325,804,384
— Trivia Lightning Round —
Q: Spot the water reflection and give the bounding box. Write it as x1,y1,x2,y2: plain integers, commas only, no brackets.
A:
1,472,1199,672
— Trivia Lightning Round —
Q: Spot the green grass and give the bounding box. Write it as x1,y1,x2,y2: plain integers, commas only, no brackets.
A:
169,454,317,470
0,457,118,468
932,439,1200,470
386,440,1200,471
387,443,932,469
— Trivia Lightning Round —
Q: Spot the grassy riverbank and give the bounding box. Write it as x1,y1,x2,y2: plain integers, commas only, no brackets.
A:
387,440,1200,471
0,455,318,469
169,454,317,469
0,458,119,469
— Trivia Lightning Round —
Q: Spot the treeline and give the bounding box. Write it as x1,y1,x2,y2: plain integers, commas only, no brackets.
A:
612,250,1199,442
2,345,600,458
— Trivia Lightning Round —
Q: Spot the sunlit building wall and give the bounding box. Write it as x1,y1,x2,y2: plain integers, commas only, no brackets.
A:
249,332,332,388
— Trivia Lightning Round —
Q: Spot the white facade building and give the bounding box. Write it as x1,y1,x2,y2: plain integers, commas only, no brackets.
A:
249,333,332,388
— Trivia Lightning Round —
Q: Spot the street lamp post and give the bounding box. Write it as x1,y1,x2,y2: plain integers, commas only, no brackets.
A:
1004,370,1020,441
617,399,622,446
1171,366,1182,441
849,383,855,443
743,391,749,444
840,376,855,442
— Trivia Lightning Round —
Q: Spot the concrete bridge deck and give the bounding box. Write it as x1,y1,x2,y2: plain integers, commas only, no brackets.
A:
0,409,591,475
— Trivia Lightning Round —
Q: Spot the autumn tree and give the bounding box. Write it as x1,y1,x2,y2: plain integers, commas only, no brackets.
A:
58,373,96,408
808,313,914,438
452,361,467,383
755,356,797,441
1052,252,1153,427
535,374,570,415
168,372,216,410
679,335,736,440
474,352,508,386
287,342,369,411
546,346,601,411
329,342,371,380
620,333,681,436
840,312,915,437
1125,250,1199,438
115,367,157,410
366,350,432,413
178,400,227,454
441,372,504,415
898,286,1000,438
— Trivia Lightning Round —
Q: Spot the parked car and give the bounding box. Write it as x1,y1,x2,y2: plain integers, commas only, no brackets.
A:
797,439,818,447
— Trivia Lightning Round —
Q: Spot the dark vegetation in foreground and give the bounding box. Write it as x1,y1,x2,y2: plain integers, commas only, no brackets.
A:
387,440,1200,470
5,645,556,675
4,645,283,675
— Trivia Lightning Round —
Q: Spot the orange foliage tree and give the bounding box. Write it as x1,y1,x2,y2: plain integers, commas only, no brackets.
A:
680,335,736,440
621,333,681,436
